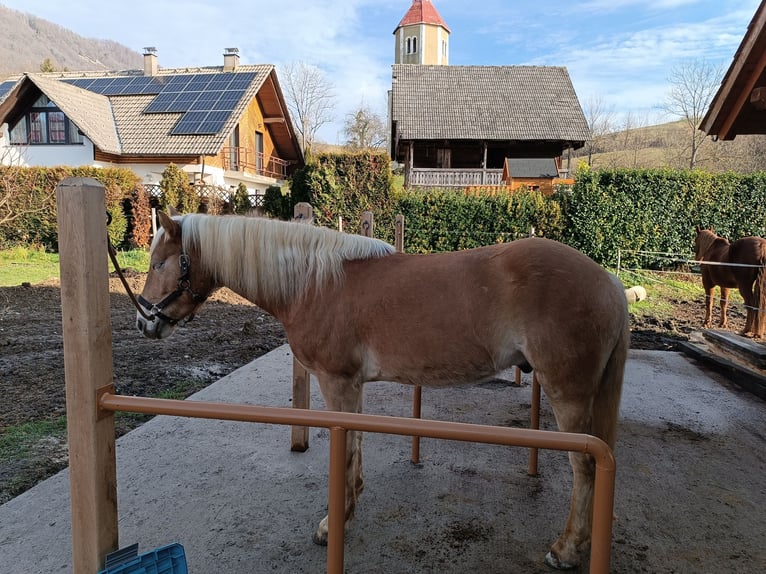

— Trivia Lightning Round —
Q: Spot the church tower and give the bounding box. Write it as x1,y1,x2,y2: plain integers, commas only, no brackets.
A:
393,0,450,65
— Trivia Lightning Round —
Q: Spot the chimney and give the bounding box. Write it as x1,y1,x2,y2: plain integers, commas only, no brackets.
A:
223,47,240,72
143,47,158,76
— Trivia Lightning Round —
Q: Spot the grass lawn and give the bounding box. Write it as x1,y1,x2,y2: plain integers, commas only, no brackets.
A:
0,246,149,287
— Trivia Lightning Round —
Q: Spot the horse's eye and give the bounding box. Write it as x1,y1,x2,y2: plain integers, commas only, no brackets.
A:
151,261,165,271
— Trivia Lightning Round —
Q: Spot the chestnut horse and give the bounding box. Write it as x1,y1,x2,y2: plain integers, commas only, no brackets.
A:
136,212,629,569
694,227,766,337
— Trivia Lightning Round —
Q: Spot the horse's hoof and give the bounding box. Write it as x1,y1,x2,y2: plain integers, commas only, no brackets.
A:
312,530,328,547
545,551,579,570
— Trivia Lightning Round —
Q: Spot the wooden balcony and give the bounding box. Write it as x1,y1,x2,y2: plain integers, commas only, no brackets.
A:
408,168,504,188
222,147,290,180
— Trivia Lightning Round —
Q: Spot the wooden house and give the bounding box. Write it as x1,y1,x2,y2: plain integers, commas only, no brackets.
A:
389,64,589,189
0,48,303,200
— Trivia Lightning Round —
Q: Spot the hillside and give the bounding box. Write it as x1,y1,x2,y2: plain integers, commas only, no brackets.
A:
0,4,141,77
572,119,766,173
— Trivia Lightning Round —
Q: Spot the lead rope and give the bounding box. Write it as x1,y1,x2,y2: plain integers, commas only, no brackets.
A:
106,211,155,322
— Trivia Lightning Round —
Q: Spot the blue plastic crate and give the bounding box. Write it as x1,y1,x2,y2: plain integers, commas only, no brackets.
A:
98,543,187,574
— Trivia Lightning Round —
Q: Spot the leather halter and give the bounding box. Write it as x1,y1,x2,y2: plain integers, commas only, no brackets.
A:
137,252,205,325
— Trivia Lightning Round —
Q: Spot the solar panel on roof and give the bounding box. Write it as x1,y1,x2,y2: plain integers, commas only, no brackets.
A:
171,109,230,135
196,119,226,134
57,69,259,135
0,80,18,99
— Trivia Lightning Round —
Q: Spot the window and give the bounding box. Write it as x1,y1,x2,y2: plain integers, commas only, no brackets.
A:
255,131,264,173
229,126,240,171
9,94,83,145
406,36,418,55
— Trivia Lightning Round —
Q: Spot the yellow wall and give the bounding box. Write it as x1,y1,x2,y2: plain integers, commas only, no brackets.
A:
395,24,449,65
207,98,276,176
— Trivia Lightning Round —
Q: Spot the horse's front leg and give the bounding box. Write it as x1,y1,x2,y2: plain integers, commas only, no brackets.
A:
718,286,730,329
312,374,365,546
703,287,715,328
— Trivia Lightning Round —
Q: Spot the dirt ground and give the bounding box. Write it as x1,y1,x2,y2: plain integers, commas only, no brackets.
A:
0,273,747,505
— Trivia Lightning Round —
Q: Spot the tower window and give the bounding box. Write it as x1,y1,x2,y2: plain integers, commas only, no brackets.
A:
406,36,418,55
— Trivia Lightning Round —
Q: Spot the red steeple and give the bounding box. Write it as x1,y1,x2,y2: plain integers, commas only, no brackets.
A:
395,0,450,33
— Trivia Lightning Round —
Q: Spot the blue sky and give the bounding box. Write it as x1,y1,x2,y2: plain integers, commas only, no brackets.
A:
2,0,760,142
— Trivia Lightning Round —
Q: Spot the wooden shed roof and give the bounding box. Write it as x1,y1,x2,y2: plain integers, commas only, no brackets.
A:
390,64,589,147
701,1,766,140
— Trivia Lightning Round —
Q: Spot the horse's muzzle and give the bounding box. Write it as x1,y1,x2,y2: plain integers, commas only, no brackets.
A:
136,313,177,340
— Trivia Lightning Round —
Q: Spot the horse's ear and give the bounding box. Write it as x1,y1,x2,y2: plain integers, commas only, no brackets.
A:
157,210,181,239
168,205,181,217
695,225,701,233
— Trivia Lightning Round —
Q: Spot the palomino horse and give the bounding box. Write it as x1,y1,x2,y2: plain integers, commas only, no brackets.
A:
136,212,630,569
694,227,766,338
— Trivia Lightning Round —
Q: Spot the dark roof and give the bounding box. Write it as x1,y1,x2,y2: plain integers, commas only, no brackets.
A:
0,65,302,162
504,157,559,178
395,0,450,33
701,1,766,140
390,65,589,145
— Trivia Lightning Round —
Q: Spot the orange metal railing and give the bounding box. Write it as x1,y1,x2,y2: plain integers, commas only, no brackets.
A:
98,392,616,574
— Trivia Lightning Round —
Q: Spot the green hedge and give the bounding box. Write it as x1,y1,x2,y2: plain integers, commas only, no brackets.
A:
7,160,766,269
283,151,398,241
396,188,562,253
560,167,766,266
0,166,145,250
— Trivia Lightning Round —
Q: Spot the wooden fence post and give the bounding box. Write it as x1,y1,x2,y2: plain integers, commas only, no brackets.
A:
394,214,404,253
360,211,374,238
56,177,119,573
291,202,313,451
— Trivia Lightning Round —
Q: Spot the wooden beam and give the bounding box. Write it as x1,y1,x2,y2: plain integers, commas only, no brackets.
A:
56,177,119,574
263,117,286,124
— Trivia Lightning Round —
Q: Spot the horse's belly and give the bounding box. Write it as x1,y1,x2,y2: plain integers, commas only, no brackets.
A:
365,347,520,388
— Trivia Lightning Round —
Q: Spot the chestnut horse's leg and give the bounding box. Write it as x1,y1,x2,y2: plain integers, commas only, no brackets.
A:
702,276,715,328
312,374,365,546
543,393,596,570
738,282,756,336
718,286,730,329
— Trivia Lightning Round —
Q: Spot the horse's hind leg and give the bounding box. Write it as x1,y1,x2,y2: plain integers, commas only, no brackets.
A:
312,374,365,546
737,283,756,336
542,384,598,569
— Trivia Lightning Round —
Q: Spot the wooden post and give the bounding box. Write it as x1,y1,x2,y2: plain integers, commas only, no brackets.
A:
291,202,313,451
360,211,374,238
528,372,541,476
57,177,119,573
394,214,405,253
396,214,423,464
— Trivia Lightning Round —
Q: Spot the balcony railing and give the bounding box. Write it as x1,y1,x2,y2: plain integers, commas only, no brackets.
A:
409,168,504,188
222,147,290,180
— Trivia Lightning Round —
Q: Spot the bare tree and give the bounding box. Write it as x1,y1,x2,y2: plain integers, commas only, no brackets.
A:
342,103,387,150
582,95,615,167
280,62,336,155
663,59,723,169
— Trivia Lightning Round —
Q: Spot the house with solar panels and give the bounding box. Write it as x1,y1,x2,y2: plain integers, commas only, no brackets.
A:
0,48,303,197
389,0,588,190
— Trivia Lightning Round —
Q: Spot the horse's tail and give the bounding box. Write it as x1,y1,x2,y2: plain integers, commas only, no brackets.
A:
592,278,631,449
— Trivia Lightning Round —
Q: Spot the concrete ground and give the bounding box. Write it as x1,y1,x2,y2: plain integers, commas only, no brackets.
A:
1,346,765,573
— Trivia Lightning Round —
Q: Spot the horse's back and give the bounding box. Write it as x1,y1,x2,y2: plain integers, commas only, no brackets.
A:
305,238,629,387
729,236,766,262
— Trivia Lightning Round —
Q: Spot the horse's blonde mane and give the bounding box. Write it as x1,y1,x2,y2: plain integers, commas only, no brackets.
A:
179,214,395,305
